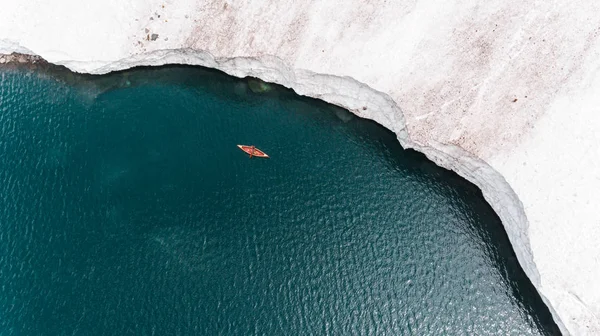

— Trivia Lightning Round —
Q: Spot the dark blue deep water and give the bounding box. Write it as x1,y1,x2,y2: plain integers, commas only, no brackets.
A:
0,66,558,335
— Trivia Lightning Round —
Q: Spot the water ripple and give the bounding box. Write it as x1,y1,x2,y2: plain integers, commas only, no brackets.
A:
0,66,559,335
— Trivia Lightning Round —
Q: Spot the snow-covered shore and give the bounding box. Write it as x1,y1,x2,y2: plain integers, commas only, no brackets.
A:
2,0,599,334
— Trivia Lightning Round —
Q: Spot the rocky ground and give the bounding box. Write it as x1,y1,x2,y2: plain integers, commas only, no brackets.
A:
0,52,45,64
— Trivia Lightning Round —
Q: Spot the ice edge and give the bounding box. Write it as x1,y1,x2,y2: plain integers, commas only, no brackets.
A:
1,47,568,334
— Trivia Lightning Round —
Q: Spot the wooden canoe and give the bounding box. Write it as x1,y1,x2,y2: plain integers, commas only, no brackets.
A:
237,145,269,158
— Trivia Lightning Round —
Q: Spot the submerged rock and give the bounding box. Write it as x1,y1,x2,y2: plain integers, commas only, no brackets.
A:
233,81,248,96
332,106,354,123
247,78,272,93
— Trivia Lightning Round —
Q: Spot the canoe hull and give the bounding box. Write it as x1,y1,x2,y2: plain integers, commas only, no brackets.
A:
237,145,269,158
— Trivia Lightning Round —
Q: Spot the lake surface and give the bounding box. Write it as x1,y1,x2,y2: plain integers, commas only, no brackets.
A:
0,65,559,335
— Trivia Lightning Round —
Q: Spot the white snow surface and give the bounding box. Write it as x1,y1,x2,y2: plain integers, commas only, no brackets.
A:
1,0,600,334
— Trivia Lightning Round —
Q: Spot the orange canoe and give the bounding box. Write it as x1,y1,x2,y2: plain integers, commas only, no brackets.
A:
237,145,269,158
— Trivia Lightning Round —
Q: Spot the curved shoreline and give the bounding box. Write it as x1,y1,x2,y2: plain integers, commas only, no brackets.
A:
4,1,600,331
0,50,565,333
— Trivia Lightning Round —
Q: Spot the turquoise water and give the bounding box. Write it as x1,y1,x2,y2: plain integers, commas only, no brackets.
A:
0,66,558,335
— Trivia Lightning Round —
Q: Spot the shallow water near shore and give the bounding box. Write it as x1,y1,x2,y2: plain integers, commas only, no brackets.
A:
0,65,559,335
